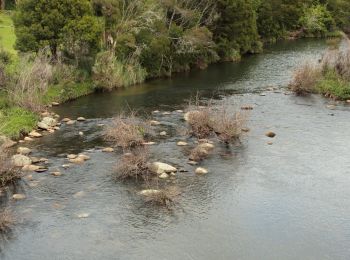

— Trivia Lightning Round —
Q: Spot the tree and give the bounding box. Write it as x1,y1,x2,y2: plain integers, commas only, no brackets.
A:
214,0,261,60
13,0,98,58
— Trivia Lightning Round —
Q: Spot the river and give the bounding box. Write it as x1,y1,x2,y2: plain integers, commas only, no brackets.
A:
2,39,350,260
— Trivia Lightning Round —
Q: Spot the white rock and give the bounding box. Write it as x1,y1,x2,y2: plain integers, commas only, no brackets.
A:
24,137,34,141
52,102,60,106
78,154,90,161
159,131,167,136
29,131,42,138
159,173,169,179
177,141,188,146
195,167,208,175
66,120,76,125
139,189,161,196
79,131,84,136
22,165,40,172
102,147,114,153
12,194,26,200
51,171,62,177
37,122,49,130
143,142,156,145
62,118,71,122
17,147,32,155
77,117,86,121
149,162,177,174
69,157,85,164
67,154,78,159
77,213,90,218
198,143,215,151
42,117,57,127
150,120,161,126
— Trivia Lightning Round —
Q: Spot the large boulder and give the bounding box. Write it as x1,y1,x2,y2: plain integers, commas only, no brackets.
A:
41,117,57,127
12,154,32,167
149,162,177,174
37,122,49,130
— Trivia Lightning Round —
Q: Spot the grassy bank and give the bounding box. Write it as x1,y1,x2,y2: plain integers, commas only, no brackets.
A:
0,12,16,54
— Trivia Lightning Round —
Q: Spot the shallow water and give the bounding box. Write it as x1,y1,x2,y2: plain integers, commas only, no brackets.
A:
3,39,350,260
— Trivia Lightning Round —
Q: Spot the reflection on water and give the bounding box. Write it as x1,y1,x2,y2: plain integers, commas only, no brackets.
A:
3,39,350,260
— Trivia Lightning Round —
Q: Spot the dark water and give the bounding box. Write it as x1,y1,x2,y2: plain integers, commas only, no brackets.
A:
3,39,350,260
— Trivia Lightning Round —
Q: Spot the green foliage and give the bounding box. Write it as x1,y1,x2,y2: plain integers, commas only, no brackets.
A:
13,0,95,57
0,106,38,139
214,0,262,60
300,5,335,37
316,70,350,100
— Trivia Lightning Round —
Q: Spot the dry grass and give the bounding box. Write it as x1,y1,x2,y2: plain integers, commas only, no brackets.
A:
142,186,180,207
289,62,321,95
189,145,210,162
8,49,53,112
114,148,153,181
0,148,21,187
104,113,150,150
212,105,248,144
0,209,15,233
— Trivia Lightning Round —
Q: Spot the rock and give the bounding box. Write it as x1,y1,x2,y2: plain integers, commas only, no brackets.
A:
41,111,51,117
37,122,50,130
48,129,55,134
51,171,62,177
42,117,57,127
241,105,254,110
77,117,86,122
347,100,350,103
188,161,198,166
260,93,266,96
149,162,177,174
22,165,40,172
53,114,60,119
53,126,60,130
267,142,273,145
62,118,71,122
39,158,48,163
326,105,336,110
195,167,208,175
29,131,42,138
78,154,90,161
241,127,250,132
102,147,114,153
13,194,26,200
152,110,160,113
52,102,60,106
0,136,17,148
159,131,167,136
150,120,161,126
73,191,85,198
24,137,34,142
77,213,90,218
66,120,76,125
139,189,161,196
17,147,32,155
162,112,171,115
177,141,188,146
67,154,77,159
175,110,184,113
79,132,84,136
62,164,71,169
26,175,33,181
159,173,169,179
30,157,40,164
69,157,85,164
143,142,156,145
265,131,276,138
97,124,105,127
35,167,48,173
198,143,215,151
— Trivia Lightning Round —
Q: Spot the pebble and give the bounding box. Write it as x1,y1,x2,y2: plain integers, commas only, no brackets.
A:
177,141,188,146
159,131,167,136
265,131,276,138
159,173,169,179
77,117,86,122
102,147,114,153
13,194,26,200
195,167,209,175
51,172,62,177
24,137,34,141
150,120,161,126
79,131,84,136
77,213,90,219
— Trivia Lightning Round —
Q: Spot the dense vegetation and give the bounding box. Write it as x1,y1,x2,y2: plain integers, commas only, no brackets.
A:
0,0,350,138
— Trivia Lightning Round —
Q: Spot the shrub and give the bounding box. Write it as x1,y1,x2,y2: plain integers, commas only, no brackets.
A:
289,62,321,95
212,106,248,144
93,51,147,90
189,145,211,162
142,186,180,207
0,209,15,233
316,70,350,100
114,148,152,181
7,50,53,112
104,113,150,150
0,148,21,187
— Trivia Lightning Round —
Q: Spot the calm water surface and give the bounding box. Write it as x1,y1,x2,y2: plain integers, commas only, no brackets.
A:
2,39,350,260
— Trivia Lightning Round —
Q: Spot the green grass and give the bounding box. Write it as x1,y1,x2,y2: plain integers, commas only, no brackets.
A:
0,107,38,139
0,12,16,54
43,81,95,104
316,71,350,100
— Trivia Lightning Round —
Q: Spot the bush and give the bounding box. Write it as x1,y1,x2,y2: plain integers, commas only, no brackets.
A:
141,186,180,207
0,209,15,234
316,70,350,100
114,148,152,181
93,51,147,90
289,62,321,95
0,148,21,187
104,113,151,150
189,145,211,162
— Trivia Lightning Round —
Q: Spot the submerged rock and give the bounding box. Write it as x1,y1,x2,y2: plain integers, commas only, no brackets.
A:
149,162,177,174
77,213,90,218
195,167,209,175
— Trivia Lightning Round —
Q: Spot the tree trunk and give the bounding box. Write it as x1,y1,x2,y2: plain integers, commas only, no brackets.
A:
0,0,5,10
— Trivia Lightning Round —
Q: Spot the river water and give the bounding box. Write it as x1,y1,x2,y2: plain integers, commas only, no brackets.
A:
2,39,350,260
